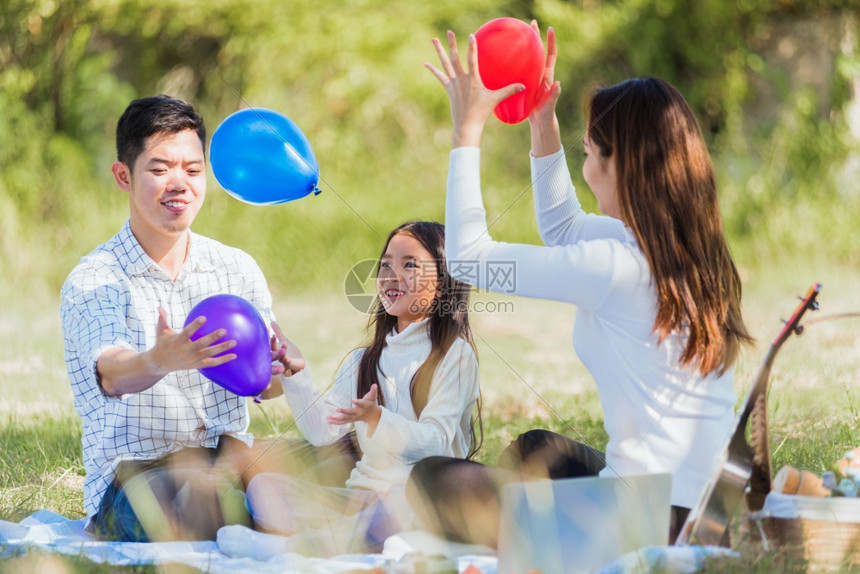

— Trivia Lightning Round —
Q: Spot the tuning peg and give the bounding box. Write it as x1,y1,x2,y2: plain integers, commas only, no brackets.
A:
795,295,820,311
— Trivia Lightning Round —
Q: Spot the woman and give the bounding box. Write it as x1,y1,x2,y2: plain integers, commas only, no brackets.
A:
409,25,752,546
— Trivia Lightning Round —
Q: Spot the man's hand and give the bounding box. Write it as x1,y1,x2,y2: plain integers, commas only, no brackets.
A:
98,307,237,396
147,307,238,376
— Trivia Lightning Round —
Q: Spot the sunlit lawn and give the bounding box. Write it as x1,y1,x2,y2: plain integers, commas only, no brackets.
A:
1,257,858,572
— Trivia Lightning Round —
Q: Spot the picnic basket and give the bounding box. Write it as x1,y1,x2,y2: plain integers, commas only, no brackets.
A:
676,283,859,571
747,491,860,570
743,287,860,571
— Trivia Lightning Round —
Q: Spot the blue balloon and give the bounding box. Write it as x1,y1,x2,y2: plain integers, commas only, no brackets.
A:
184,294,271,396
210,108,321,205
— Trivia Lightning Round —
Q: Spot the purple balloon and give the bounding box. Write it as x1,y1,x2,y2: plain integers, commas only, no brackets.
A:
184,294,271,396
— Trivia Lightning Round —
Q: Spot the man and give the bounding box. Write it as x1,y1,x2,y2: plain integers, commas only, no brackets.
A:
60,95,289,542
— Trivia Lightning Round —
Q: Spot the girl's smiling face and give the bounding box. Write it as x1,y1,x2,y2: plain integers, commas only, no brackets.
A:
377,231,440,332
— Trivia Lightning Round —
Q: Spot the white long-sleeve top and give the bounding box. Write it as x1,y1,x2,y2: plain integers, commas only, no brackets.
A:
446,147,736,509
281,319,479,495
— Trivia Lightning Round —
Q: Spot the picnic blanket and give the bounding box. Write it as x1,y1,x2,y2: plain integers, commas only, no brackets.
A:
0,511,495,573
0,510,735,573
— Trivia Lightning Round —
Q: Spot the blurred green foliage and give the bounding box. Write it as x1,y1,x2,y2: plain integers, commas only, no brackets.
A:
1,0,858,301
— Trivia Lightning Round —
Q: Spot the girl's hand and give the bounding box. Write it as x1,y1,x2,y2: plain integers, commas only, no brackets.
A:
327,384,382,434
270,321,306,377
425,31,524,148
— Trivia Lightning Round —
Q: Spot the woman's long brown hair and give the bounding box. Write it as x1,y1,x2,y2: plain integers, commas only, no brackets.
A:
587,77,752,375
356,220,483,458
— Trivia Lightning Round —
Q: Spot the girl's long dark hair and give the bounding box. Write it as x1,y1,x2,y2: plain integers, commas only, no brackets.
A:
586,77,752,375
356,220,483,458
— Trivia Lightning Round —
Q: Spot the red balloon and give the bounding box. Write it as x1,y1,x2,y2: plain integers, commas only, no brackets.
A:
475,18,546,124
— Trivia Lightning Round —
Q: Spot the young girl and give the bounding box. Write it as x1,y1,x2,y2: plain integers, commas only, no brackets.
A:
225,220,480,558
409,25,753,546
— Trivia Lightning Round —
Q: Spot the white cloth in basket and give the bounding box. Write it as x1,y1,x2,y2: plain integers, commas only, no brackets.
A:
750,492,860,522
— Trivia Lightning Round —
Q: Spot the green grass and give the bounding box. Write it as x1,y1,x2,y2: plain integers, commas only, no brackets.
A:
1,259,858,572
0,415,83,523
0,555,160,574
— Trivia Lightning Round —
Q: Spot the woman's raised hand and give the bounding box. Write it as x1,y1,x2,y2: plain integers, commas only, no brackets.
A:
528,22,563,157
425,30,524,148
528,22,561,125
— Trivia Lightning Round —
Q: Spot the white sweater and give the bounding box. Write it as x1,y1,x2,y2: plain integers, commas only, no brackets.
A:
446,147,736,509
281,319,479,495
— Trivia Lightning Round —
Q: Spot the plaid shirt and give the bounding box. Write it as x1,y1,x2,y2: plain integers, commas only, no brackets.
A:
60,220,276,516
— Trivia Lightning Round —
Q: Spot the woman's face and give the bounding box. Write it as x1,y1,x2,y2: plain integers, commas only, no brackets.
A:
583,132,620,220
